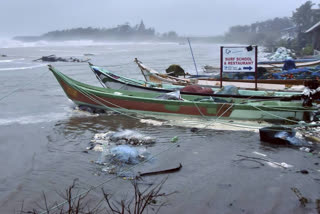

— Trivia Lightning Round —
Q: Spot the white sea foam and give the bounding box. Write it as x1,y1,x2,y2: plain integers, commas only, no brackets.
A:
0,64,46,71
0,59,14,63
0,39,176,49
0,58,25,63
0,112,67,126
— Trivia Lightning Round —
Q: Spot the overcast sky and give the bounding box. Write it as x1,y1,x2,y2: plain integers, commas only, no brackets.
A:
0,0,317,38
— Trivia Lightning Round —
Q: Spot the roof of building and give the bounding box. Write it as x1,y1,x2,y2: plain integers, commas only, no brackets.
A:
305,21,320,33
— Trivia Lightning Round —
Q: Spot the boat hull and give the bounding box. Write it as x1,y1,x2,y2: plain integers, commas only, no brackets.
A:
50,65,315,122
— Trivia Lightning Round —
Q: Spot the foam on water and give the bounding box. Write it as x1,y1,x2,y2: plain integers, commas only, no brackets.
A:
139,114,264,132
0,58,25,63
0,39,177,49
0,112,68,126
0,64,46,71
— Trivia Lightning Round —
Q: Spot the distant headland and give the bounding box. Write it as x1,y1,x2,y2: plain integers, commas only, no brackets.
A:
14,21,181,42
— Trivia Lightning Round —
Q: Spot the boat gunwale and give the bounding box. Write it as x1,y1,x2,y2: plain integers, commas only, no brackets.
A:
90,65,301,99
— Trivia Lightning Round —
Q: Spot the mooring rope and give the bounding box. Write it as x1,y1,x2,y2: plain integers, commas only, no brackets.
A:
61,70,319,130
0,70,49,102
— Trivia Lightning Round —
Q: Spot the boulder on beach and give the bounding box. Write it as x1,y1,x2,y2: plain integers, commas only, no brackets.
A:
166,64,185,77
34,54,90,62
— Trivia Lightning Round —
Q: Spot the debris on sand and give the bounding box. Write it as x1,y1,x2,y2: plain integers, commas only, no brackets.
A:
291,187,308,207
75,105,105,114
109,130,156,145
259,126,308,146
236,154,293,169
109,145,146,164
88,130,155,174
138,163,182,177
140,119,165,126
89,130,155,151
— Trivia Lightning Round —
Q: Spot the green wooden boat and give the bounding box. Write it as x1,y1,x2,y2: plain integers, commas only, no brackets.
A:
89,63,300,99
49,65,317,122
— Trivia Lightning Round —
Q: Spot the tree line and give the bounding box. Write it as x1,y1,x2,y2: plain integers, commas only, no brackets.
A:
223,1,320,55
14,21,179,42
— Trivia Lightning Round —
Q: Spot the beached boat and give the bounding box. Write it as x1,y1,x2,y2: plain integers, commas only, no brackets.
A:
134,58,319,85
49,65,316,121
258,58,320,69
134,58,196,85
89,63,300,99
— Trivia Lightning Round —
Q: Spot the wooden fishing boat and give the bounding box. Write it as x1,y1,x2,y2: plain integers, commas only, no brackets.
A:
89,63,300,99
134,58,319,85
49,65,316,122
134,58,196,85
258,59,320,69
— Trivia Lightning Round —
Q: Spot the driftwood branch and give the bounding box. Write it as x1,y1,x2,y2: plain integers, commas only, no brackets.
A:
236,155,287,169
138,163,182,177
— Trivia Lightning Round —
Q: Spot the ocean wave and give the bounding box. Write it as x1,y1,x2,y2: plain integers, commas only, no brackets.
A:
0,39,177,49
0,64,46,71
0,112,68,126
0,58,25,63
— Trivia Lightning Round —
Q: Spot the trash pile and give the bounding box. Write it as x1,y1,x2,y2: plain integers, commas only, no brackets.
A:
260,125,320,156
267,47,295,61
95,130,155,145
88,130,155,175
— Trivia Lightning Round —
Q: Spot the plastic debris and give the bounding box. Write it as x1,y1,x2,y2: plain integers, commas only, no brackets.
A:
90,130,153,172
216,85,239,95
267,47,294,61
155,90,183,100
260,127,309,146
299,169,309,174
110,145,144,164
280,162,293,168
274,131,306,146
109,130,156,145
299,147,311,153
91,130,156,147
171,136,179,143
252,151,267,157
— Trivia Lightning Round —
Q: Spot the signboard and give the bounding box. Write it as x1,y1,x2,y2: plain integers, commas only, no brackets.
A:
221,46,257,72
220,46,258,90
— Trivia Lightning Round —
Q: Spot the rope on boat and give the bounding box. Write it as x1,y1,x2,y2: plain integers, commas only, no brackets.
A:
71,84,144,121
70,78,320,129
62,73,264,130
59,68,320,130
250,105,302,124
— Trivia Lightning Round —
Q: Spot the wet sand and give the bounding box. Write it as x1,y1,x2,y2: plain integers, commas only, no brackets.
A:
0,42,319,214
0,114,319,214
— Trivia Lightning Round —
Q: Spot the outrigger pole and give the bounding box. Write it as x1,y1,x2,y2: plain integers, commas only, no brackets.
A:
187,38,199,76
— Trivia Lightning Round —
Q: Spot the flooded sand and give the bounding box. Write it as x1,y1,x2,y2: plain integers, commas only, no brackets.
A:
0,113,319,214
0,42,319,213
